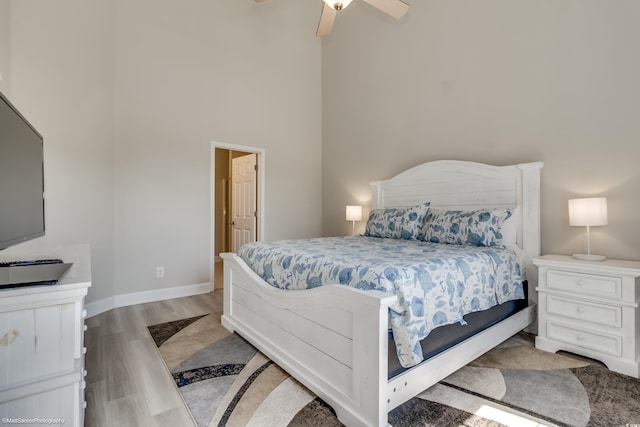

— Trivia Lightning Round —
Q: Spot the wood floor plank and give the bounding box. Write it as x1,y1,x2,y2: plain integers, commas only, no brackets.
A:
129,336,185,416
150,405,195,427
84,380,108,427
106,392,154,427
103,332,138,402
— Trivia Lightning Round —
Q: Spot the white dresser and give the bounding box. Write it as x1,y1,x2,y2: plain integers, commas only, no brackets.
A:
0,245,91,426
533,254,640,377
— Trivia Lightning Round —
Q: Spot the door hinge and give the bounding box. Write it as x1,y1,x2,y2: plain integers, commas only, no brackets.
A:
254,164,258,171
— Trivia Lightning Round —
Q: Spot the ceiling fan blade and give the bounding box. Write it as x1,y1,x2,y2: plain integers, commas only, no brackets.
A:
361,0,409,19
316,3,338,37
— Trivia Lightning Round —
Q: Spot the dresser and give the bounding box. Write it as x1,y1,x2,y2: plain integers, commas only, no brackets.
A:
0,245,91,426
533,254,640,377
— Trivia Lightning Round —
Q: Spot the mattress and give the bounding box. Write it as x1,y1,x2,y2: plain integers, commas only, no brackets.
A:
239,236,525,368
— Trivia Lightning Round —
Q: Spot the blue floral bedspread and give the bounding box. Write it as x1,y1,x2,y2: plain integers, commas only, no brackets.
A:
238,236,524,368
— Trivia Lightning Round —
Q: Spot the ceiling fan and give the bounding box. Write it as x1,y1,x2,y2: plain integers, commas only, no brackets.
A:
256,0,410,37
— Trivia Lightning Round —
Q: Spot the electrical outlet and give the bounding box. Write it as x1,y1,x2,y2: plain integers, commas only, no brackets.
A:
156,266,165,278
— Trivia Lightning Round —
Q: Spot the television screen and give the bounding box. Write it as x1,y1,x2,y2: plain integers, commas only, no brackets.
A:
0,91,45,250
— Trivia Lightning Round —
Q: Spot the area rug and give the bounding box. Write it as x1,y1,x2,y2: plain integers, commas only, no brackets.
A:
148,314,640,426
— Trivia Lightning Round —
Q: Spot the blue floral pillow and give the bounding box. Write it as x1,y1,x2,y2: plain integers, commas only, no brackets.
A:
364,202,430,240
419,208,512,247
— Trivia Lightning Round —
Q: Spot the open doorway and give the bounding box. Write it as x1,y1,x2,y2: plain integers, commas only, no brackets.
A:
211,142,265,289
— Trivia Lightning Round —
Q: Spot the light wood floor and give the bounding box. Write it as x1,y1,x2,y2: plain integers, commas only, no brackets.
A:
84,290,223,427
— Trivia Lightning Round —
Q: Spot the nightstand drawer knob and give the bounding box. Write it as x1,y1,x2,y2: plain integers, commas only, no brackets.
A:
576,280,584,286
577,335,585,341
577,307,585,313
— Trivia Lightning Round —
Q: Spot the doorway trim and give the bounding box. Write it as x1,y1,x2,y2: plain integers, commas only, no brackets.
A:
210,141,266,288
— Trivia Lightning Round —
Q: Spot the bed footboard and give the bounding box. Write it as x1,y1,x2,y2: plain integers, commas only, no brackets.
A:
221,252,397,427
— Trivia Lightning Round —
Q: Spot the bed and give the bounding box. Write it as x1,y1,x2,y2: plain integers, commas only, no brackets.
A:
221,160,543,426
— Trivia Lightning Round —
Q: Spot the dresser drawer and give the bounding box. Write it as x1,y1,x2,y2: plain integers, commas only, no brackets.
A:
0,302,80,387
546,270,621,300
547,320,621,357
546,295,622,328
0,377,80,425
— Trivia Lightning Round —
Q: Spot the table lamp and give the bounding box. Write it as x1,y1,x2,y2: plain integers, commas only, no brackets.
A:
568,197,607,261
346,205,362,236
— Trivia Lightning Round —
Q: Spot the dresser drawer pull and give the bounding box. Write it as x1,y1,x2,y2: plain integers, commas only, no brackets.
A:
576,280,584,286
0,329,19,346
577,335,585,341
576,307,585,314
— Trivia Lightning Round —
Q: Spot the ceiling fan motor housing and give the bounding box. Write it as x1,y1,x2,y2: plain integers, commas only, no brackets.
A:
260,0,409,37
323,0,353,11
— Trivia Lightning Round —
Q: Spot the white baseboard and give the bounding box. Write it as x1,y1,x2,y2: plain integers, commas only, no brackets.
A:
86,297,115,318
85,281,214,318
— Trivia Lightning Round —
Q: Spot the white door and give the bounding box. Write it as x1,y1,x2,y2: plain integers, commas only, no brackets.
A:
231,153,257,252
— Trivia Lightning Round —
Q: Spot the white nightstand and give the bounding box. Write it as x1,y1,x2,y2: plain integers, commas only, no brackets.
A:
533,254,640,377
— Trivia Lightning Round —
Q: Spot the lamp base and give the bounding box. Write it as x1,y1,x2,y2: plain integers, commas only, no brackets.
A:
573,253,606,261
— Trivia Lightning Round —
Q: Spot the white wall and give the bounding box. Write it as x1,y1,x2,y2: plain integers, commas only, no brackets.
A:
0,1,9,94
322,0,640,262
112,0,322,297
4,0,323,305
6,0,116,302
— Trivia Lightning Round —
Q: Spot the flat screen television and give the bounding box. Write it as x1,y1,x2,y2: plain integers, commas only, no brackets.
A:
0,90,45,251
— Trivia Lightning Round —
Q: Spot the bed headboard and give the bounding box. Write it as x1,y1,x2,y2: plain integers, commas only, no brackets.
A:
370,160,544,279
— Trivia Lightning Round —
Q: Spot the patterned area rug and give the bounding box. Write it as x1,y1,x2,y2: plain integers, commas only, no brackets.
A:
148,314,640,426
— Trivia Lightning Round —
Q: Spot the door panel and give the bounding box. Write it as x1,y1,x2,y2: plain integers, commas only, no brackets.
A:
231,153,257,252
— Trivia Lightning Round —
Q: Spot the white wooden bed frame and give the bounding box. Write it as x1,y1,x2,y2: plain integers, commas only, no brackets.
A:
221,160,543,426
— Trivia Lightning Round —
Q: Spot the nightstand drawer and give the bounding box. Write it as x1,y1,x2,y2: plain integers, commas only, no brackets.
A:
547,320,621,357
546,295,622,328
546,270,621,300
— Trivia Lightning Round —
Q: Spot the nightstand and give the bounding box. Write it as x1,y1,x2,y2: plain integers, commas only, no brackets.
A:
533,255,640,377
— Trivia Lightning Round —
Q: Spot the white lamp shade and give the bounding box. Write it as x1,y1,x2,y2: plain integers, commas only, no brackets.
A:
323,0,354,9
346,205,362,222
569,197,608,227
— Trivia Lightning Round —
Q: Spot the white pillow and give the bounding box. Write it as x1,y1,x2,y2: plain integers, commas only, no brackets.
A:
499,205,519,247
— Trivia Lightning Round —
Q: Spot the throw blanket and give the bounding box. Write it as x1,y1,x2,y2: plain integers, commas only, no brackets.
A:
239,236,524,368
